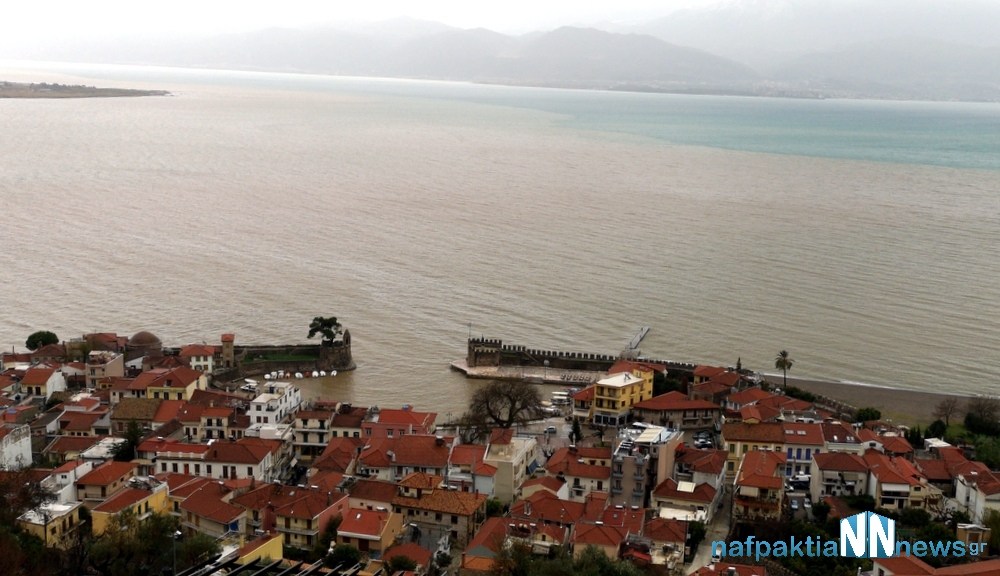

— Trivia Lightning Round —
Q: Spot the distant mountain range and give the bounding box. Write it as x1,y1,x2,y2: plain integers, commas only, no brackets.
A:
6,0,1000,102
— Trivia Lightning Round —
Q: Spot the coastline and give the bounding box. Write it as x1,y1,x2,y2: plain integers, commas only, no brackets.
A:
767,375,972,426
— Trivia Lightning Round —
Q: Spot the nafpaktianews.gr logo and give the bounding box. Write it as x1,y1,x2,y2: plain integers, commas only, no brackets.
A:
711,512,986,562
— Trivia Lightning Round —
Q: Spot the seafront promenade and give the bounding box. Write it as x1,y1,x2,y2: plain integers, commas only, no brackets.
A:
450,358,602,385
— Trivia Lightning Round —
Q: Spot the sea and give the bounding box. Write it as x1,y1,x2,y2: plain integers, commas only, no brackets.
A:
1,61,998,419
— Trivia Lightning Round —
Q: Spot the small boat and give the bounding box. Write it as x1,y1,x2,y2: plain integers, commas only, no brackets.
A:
319,370,327,377
311,371,319,378
294,372,304,379
263,374,272,380
330,370,337,377
244,378,258,385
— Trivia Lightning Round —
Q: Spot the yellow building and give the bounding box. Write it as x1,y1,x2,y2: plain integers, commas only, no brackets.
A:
592,372,652,426
17,502,84,549
91,481,170,535
237,533,284,565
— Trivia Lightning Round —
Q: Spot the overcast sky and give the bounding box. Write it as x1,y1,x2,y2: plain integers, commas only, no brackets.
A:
2,0,721,42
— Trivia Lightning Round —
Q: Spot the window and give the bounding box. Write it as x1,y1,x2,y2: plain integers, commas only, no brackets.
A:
247,467,253,476
436,513,442,522
451,515,458,525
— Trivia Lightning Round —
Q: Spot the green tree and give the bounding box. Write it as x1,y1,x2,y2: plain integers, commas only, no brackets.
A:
325,543,361,568
313,514,341,560
486,497,504,517
25,330,59,351
812,500,831,524
854,407,882,423
899,507,931,527
570,418,583,444
387,554,418,573
927,419,948,439
774,350,794,389
308,316,343,345
111,420,144,462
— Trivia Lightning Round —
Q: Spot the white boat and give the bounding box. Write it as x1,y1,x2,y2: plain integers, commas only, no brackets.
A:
319,370,327,377
294,372,304,379
331,370,337,377
311,371,319,378
263,374,272,380
244,378,258,385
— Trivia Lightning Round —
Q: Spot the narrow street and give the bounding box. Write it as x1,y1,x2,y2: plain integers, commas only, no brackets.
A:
686,487,732,572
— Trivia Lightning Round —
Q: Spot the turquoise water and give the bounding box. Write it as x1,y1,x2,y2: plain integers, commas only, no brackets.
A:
15,61,1000,170
394,86,1000,171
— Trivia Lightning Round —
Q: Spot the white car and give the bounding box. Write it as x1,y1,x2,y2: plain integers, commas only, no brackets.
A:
790,499,800,511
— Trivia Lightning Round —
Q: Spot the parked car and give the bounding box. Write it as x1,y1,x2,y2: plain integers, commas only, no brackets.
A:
790,499,800,511
545,426,558,434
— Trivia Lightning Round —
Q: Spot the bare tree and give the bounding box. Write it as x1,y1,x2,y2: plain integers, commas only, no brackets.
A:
933,398,962,427
967,395,1000,422
466,380,543,430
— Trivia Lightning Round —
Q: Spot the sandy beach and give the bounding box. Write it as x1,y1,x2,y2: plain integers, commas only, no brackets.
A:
767,375,974,426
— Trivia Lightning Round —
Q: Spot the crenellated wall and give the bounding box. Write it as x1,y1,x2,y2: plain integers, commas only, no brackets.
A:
466,337,699,377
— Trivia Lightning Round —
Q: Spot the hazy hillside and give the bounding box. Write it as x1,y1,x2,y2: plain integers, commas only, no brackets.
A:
5,4,1000,102
772,38,1000,101
634,0,1000,71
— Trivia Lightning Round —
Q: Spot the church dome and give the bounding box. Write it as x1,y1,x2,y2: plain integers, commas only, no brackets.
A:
128,330,162,350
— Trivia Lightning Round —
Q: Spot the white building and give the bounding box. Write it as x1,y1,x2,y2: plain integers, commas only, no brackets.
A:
0,424,32,470
249,381,302,425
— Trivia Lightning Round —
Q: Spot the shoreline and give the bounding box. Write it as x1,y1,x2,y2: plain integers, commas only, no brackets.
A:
766,375,972,426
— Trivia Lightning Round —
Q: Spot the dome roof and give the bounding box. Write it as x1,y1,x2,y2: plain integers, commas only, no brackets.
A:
128,330,162,349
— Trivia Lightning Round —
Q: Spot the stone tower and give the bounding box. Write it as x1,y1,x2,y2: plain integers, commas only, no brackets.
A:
221,333,235,368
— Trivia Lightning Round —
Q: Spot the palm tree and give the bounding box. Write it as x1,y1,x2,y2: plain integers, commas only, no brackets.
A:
775,350,794,389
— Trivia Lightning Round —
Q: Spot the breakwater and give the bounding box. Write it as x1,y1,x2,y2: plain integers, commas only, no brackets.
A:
453,337,702,383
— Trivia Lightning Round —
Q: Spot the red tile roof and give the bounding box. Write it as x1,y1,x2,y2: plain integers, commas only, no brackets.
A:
545,447,611,480
521,475,566,494
690,563,769,576
726,388,775,406
359,435,452,469
21,366,57,386
60,411,104,432
451,444,487,467
488,428,513,445
873,556,936,575
643,517,686,544
92,487,155,514
179,344,216,357
722,422,785,444
781,422,824,446
45,435,105,456
347,479,398,505
634,391,719,412
375,408,436,429
314,437,364,472
651,478,716,504
180,482,244,524
736,451,786,490
392,487,486,516
274,490,345,520
572,522,629,548
676,448,727,475
77,461,137,486
601,506,645,534
572,386,595,402
509,491,585,524
338,508,389,538
813,452,868,473
863,450,923,487
384,543,433,568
